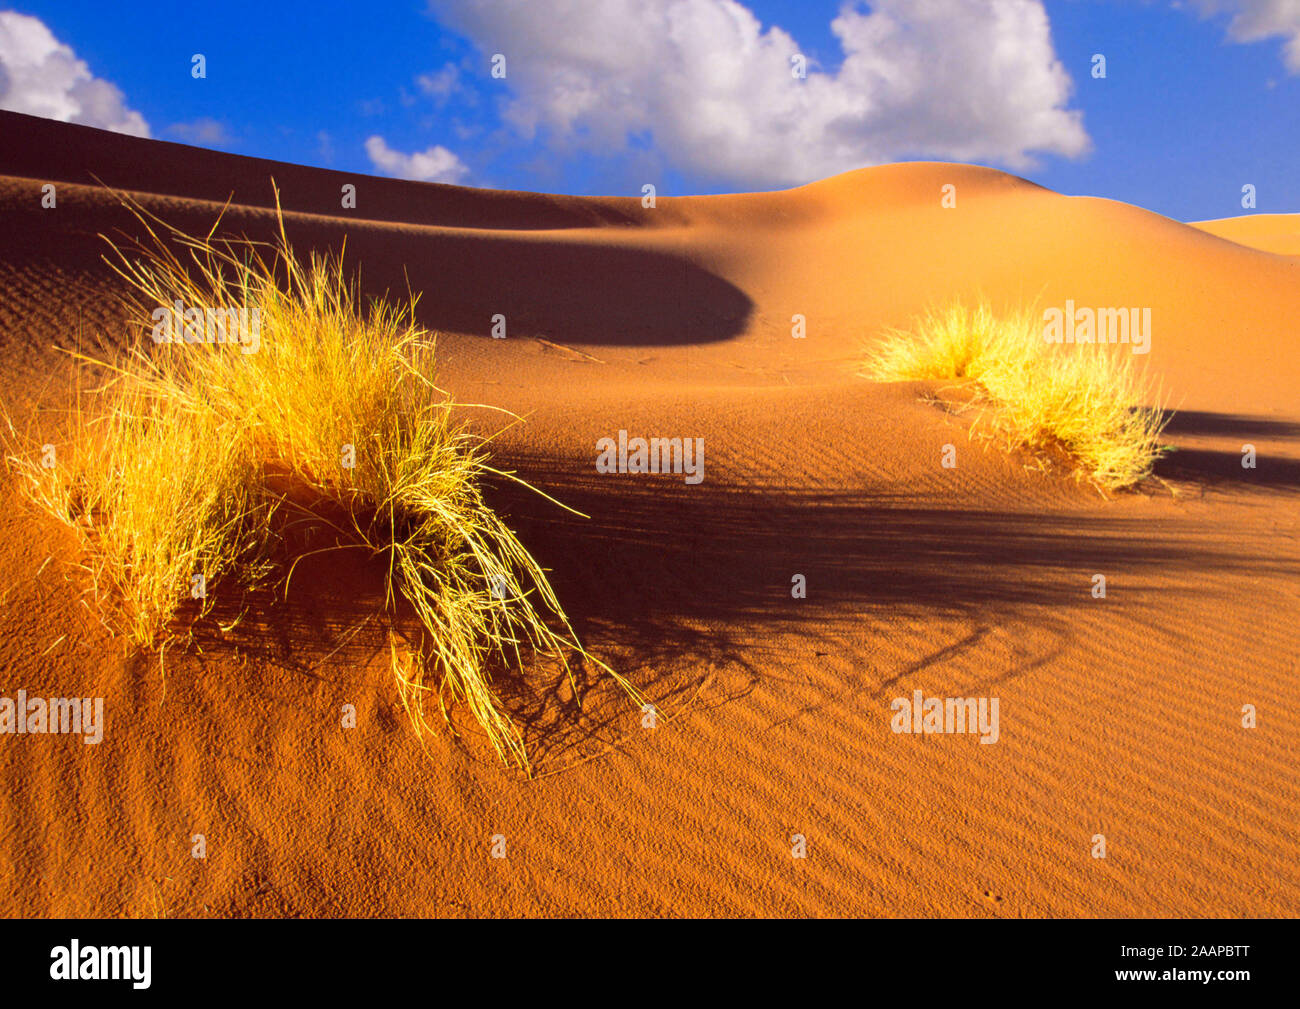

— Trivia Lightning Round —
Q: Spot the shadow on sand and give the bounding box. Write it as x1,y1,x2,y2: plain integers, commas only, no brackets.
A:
469,454,1297,762
173,445,1297,770
1157,409,1300,490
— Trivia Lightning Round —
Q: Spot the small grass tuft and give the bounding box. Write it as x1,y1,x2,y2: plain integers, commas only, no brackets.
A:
2,190,636,771
863,300,1172,491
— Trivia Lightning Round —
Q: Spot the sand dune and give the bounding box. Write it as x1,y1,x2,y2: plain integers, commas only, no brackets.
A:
1191,213,1300,256
1,111,1297,917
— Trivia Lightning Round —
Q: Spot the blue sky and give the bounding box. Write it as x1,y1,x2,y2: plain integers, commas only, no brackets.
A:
2,0,1297,220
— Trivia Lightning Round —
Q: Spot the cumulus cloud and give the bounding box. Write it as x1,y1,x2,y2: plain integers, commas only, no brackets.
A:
364,134,470,182
1186,0,1300,71
0,11,149,136
426,0,1089,187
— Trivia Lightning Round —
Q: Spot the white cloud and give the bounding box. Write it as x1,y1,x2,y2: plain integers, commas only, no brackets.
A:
364,134,470,182
417,63,461,102
1186,0,1300,71
427,0,1089,187
0,11,149,136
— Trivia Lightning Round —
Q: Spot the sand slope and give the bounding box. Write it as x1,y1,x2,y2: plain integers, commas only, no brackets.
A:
1,111,1297,917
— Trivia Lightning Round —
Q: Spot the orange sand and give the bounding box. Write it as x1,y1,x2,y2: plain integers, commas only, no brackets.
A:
1,111,1297,917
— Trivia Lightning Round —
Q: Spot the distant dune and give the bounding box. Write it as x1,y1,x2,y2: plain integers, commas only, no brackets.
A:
1190,213,1300,256
1,110,1297,917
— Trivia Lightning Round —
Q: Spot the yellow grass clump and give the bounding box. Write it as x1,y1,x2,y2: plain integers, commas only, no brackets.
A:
2,193,636,771
863,301,1172,491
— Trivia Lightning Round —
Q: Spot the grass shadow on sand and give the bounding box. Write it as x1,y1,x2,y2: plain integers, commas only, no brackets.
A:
1156,448,1300,490
481,452,1298,764
1160,410,1300,440
177,452,1293,771
1156,409,1300,491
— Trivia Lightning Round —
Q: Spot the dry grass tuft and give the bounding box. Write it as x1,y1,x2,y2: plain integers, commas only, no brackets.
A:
863,301,1172,491
3,190,636,771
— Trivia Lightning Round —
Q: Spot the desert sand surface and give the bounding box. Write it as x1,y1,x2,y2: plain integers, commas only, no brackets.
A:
1,110,1297,917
